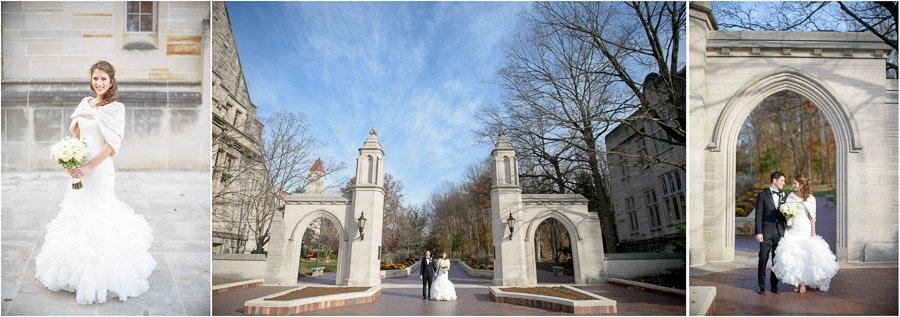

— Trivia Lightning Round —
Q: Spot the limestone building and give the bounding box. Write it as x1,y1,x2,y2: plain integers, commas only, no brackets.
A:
605,114,686,253
211,1,266,254
1,1,210,171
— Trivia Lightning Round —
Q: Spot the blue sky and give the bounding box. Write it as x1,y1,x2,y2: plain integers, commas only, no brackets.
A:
227,2,526,205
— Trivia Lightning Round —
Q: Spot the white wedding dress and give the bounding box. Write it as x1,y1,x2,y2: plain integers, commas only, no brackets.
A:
429,259,457,301
772,193,839,291
34,99,157,304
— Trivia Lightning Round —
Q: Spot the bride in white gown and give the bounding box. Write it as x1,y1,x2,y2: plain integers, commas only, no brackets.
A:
34,61,157,305
429,252,457,301
772,174,839,293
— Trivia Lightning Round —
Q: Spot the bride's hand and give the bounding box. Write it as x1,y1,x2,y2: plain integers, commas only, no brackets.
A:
811,231,816,237
66,167,79,178
75,164,94,178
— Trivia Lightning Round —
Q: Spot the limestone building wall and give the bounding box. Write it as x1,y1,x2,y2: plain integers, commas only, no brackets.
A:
1,1,210,171
606,118,686,253
210,1,266,254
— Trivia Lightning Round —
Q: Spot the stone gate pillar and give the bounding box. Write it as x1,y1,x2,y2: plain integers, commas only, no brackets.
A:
345,128,386,286
491,132,529,286
263,208,290,285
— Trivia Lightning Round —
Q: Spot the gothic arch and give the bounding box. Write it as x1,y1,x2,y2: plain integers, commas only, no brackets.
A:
524,210,584,284
286,210,348,285
708,67,857,260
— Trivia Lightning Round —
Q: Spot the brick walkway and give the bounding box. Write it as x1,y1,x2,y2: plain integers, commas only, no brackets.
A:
692,267,897,315
213,261,684,315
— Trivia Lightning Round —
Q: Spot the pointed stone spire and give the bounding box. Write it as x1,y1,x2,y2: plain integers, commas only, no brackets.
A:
360,126,383,152
493,129,515,154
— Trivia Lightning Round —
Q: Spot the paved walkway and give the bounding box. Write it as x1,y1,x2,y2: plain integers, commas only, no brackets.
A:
691,248,897,315
2,171,211,316
213,261,684,315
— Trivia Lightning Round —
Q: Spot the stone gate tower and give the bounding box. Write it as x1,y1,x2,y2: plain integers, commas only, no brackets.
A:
345,128,386,286
491,132,529,286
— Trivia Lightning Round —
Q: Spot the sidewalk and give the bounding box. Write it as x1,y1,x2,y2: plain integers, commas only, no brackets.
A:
1,171,211,316
690,250,897,315
213,260,684,315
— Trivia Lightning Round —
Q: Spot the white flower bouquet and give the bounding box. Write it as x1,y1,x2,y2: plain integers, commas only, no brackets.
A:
780,202,800,229
50,137,89,189
440,261,450,273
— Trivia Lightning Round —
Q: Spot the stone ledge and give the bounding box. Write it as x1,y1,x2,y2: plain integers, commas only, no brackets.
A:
285,193,352,205
489,285,616,314
459,260,494,278
689,286,716,316
607,278,685,299
244,285,380,315
212,279,264,295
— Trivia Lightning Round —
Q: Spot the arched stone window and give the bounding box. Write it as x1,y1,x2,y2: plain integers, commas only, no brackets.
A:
367,156,374,184
503,157,511,184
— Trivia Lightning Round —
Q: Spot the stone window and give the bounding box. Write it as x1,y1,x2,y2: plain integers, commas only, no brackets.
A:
646,190,661,228
660,170,684,224
126,1,155,32
626,197,639,233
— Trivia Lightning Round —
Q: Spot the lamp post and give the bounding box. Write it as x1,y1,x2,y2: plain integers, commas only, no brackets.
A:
357,211,367,240
507,213,516,240
316,217,323,268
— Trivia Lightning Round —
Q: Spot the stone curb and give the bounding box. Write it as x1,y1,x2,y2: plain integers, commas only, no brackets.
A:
607,278,685,299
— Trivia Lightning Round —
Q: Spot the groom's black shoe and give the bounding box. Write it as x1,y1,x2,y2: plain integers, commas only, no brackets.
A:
757,286,765,294
771,287,780,294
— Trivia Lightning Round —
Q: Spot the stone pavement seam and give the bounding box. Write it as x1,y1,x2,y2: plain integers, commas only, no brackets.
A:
164,253,189,316
7,241,37,315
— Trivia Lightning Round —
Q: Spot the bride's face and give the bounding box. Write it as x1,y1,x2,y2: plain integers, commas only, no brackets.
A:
442,252,447,259
792,180,800,191
91,69,111,97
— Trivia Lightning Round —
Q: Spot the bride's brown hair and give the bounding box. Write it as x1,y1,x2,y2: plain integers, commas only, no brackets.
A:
89,61,118,107
795,174,812,201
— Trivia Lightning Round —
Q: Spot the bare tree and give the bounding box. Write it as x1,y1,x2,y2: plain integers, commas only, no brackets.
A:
714,1,897,78
247,110,347,254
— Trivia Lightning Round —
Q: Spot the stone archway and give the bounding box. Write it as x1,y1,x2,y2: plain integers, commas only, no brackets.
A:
284,210,348,285
490,133,607,286
689,3,897,265
524,211,583,285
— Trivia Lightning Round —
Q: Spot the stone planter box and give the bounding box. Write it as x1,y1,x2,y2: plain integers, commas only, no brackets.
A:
379,260,420,278
459,260,494,278
735,209,755,235
212,278,264,295
689,286,716,316
244,285,380,315
607,278,685,299
489,285,616,314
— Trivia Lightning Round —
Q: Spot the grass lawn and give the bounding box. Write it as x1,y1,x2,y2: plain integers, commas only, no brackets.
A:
300,258,338,272
779,186,835,197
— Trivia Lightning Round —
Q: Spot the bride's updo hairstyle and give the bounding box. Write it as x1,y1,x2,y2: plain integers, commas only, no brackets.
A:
795,174,812,201
89,60,118,107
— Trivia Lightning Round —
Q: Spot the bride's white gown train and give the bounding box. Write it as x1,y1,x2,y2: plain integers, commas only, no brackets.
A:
429,259,457,301
34,99,157,304
772,193,839,291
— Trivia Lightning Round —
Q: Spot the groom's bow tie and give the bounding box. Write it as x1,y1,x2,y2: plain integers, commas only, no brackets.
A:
772,190,782,195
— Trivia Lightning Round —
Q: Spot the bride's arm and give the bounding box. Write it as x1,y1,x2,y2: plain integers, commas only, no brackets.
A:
72,124,80,139
74,143,113,177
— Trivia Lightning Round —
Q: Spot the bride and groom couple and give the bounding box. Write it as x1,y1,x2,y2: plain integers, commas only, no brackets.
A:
756,171,839,295
419,250,457,301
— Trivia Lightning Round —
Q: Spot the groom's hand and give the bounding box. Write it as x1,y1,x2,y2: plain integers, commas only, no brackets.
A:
756,234,764,243
419,275,422,279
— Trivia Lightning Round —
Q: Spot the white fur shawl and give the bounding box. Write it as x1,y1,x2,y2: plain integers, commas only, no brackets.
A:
69,97,126,157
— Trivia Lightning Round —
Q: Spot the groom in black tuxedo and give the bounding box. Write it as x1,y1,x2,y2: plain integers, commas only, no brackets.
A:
755,171,787,294
419,250,437,300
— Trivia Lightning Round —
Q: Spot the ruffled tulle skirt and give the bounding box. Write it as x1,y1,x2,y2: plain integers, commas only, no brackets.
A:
430,273,457,301
773,235,839,291
34,187,157,304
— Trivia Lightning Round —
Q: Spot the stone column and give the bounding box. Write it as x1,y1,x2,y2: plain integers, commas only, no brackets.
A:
491,132,529,286
345,129,386,286
263,208,289,285
688,1,715,266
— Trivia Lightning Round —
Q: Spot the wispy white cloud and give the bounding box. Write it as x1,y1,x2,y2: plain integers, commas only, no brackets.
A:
228,1,524,205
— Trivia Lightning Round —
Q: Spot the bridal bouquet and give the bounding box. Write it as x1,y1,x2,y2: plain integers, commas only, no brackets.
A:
50,137,89,189
780,202,800,229
440,261,450,273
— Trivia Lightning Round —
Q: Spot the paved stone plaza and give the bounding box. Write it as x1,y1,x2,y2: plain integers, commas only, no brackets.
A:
1,171,211,315
691,245,897,316
213,262,684,315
